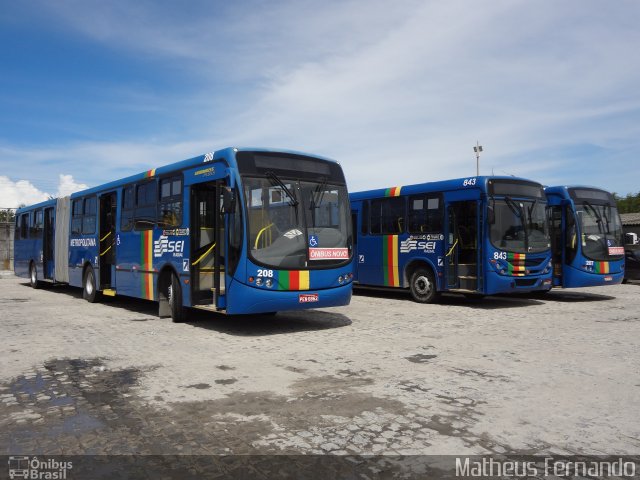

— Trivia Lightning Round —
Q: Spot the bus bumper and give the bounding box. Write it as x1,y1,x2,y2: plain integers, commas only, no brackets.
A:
484,271,552,295
560,266,624,288
225,282,353,315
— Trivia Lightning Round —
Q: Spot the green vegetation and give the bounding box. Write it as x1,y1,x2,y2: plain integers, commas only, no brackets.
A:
614,192,640,214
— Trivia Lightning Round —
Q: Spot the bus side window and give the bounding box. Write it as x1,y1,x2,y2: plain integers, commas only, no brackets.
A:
72,199,83,234
19,213,29,239
82,197,96,234
361,201,369,235
371,197,405,235
426,196,442,232
408,195,425,233
121,186,134,231
31,209,43,238
134,181,157,231
159,176,183,228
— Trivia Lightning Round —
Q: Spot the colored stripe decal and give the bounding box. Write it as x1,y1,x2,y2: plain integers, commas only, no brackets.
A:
140,231,154,300
383,235,400,287
507,253,526,277
145,168,156,178
595,262,609,274
385,186,402,197
277,270,310,291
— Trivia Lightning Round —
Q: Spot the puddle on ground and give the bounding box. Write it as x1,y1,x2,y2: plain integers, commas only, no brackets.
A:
1,356,513,476
406,354,438,363
185,383,211,389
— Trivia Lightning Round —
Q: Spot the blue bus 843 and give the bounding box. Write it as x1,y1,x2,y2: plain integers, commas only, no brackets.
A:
350,176,553,302
14,148,354,319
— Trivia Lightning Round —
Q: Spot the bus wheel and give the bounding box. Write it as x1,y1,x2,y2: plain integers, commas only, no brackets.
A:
29,263,40,289
83,266,100,303
168,273,186,323
409,268,439,303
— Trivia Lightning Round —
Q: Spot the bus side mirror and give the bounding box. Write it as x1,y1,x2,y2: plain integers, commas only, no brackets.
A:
222,188,236,213
487,206,495,225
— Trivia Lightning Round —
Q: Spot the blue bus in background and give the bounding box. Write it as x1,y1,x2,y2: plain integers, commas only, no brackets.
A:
545,185,624,288
15,148,354,319
350,176,553,302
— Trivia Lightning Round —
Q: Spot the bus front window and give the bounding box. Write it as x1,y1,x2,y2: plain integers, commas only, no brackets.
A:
490,198,549,254
243,176,352,270
577,202,624,261
244,176,306,269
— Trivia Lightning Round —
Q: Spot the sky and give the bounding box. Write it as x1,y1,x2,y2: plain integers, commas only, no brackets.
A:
1,0,640,208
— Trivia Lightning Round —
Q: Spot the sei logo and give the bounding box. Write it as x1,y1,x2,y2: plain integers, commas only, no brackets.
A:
153,235,185,258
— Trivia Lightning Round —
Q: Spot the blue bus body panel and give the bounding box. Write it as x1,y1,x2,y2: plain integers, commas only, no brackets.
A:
351,176,553,296
14,199,57,281
545,185,624,288
15,147,353,315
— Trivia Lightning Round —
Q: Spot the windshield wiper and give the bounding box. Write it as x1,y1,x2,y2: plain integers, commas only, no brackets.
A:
266,171,299,207
583,201,604,233
504,196,523,218
526,199,538,227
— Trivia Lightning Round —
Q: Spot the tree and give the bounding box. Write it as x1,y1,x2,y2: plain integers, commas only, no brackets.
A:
614,192,640,214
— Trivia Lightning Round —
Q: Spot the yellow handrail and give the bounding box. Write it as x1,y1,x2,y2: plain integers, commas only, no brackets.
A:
100,245,112,257
445,238,458,257
254,223,274,249
192,242,216,266
100,231,112,242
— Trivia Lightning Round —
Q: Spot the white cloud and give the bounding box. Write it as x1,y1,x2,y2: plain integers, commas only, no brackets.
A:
0,175,88,208
0,177,49,209
56,174,88,198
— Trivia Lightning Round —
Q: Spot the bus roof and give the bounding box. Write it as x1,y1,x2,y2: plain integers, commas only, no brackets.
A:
544,185,611,197
18,147,339,210
15,198,58,215
350,175,542,202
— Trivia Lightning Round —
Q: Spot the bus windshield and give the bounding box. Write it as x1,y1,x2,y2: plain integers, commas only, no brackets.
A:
490,197,550,253
237,151,351,269
243,176,351,269
576,201,624,261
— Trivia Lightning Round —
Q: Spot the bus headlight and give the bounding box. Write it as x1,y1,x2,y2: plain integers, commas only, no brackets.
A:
338,275,344,284
256,278,263,286
265,279,273,288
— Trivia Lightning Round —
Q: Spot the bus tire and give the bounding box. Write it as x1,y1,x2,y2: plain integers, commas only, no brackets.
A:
83,266,100,303
29,262,40,289
409,267,439,303
168,273,186,323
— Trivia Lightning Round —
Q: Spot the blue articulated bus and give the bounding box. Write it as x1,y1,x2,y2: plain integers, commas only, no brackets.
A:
545,185,624,287
15,148,354,319
350,176,553,302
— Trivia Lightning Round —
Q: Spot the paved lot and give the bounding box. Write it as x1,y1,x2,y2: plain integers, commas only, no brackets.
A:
1,273,639,462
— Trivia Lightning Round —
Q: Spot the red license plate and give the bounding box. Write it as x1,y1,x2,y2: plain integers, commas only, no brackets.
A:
299,293,319,303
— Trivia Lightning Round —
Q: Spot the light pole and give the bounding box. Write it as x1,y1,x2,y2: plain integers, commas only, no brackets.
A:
473,141,483,176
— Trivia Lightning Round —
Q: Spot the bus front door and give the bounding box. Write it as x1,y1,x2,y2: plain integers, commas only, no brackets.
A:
446,201,480,292
43,207,55,280
99,192,117,291
191,181,226,309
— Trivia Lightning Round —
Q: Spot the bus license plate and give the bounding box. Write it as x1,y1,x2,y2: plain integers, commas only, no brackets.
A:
299,293,319,303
